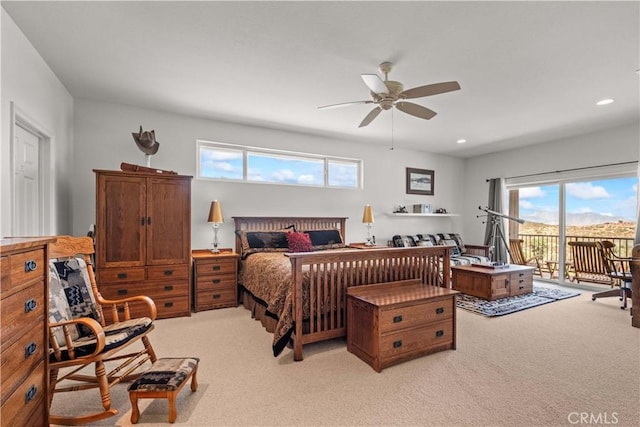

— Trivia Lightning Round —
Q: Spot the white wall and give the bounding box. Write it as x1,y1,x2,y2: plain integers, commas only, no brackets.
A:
1,8,74,237
461,123,640,245
73,98,466,249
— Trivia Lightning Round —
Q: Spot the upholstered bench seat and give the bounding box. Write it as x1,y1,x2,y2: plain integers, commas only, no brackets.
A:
128,357,199,423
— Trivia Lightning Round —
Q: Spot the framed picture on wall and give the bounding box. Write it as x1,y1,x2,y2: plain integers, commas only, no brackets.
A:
406,167,434,195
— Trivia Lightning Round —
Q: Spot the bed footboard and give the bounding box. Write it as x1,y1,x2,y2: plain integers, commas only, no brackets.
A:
286,246,451,361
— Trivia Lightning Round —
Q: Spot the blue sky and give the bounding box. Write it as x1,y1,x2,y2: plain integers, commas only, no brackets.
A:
518,177,638,224
200,146,358,187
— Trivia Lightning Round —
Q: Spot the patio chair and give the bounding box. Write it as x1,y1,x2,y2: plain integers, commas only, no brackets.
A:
509,239,543,276
48,235,158,425
593,240,633,309
568,241,613,285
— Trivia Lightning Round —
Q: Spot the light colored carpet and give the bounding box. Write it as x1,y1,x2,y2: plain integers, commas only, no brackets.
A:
50,283,640,426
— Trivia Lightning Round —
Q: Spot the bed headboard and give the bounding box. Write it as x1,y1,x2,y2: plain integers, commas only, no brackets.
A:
232,216,347,255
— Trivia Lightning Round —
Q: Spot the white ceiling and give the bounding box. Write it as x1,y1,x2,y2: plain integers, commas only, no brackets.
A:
3,1,639,158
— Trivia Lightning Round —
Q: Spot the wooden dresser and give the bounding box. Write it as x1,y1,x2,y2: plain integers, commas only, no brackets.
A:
94,170,192,320
1,237,55,427
347,279,459,372
451,264,534,301
192,249,239,311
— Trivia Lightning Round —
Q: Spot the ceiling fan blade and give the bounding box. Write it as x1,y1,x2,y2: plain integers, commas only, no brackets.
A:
395,101,437,120
400,81,461,99
361,74,389,95
318,100,371,110
359,107,383,128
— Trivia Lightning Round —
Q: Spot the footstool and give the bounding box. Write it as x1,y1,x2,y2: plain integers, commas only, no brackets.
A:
128,357,199,424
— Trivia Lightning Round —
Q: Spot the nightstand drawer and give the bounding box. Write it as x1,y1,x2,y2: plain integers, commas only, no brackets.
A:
195,259,236,276
196,287,236,310
196,273,236,290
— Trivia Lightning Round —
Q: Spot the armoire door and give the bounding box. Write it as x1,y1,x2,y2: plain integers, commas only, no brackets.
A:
96,173,147,268
146,176,191,266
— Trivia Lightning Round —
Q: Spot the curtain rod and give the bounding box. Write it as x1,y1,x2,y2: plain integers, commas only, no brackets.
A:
486,161,638,182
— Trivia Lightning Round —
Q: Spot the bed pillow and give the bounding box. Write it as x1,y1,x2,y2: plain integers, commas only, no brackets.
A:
236,230,290,252
304,229,345,250
287,232,313,252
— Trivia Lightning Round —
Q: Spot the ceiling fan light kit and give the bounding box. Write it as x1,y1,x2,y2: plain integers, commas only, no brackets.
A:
319,61,461,128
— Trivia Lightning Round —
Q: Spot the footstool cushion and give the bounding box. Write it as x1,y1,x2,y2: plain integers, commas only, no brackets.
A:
128,357,199,423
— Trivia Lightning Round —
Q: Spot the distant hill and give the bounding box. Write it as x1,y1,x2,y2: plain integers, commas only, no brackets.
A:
521,211,634,226
521,220,636,239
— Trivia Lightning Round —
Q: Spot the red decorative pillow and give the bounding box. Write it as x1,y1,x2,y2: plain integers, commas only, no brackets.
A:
287,232,313,252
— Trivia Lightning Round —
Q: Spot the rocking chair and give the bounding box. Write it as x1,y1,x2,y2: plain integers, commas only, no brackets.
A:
48,236,158,425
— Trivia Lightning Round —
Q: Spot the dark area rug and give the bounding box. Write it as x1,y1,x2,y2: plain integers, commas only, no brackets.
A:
456,286,581,317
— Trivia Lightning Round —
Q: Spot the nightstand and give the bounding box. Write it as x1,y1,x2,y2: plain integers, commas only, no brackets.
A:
192,249,239,311
348,242,389,249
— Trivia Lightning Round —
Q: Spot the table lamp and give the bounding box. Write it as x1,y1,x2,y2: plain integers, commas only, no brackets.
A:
208,200,224,253
362,204,374,246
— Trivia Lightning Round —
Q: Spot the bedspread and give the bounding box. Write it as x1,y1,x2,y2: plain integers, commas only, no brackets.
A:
240,252,302,356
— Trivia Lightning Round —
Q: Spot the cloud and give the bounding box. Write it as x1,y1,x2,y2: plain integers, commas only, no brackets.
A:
519,187,546,198
520,200,534,209
566,182,610,199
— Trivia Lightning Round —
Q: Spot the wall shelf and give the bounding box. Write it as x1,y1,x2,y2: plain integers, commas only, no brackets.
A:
389,213,459,217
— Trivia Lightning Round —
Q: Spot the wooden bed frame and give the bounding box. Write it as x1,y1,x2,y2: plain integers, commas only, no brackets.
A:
233,216,452,361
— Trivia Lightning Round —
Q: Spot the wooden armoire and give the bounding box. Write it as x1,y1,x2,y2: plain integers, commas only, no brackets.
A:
94,169,192,319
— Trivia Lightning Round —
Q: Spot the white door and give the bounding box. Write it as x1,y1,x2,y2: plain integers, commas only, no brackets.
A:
13,124,41,236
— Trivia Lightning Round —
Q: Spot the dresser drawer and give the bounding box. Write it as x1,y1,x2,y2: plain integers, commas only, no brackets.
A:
1,361,45,427
98,267,145,284
2,249,44,295
1,322,45,401
380,321,454,360
100,280,189,299
154,296,190,319
196,273,236,291
1,284,45,349
380,298,454,334
147,265,189,280
195,259,236,276
0,256,9,293
196,286,236,310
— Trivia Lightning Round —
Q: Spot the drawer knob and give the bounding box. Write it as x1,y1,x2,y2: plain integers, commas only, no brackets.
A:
24,342,37,358
24,260,37,272
435,307,445,315
436,330,444,337
24,298,37,313
117,289,128,295
393,315,403,323
212,279,221,284
213,294,221,299
164,302,174,308
393,340,402,348
164,285,174,291
164,270,173,276
25,385,37,403
212,265,221,271
117,273,128,279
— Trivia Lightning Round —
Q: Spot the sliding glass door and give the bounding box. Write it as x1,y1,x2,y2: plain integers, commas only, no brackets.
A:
508,174,637,284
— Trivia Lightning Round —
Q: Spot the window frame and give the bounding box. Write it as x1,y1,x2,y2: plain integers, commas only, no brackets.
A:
197,140,363,189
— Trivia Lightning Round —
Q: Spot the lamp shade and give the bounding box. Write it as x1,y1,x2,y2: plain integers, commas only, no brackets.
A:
362,204,374,224
208,200,224,223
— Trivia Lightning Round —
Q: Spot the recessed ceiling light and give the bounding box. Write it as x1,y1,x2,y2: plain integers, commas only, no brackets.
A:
596,99,614,106
456,139,467,144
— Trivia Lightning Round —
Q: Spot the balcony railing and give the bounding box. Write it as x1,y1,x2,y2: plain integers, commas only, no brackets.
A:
517,234,635,280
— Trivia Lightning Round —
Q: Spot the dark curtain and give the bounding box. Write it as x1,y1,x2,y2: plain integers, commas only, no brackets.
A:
483,178,508,262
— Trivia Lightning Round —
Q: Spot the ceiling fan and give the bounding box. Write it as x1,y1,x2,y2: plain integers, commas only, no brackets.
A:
318,62,460,128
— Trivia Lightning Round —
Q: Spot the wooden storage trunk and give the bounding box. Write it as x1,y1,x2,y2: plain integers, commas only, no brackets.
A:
346,279,459,372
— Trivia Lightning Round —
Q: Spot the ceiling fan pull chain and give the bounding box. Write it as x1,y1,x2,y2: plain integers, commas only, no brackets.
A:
390,108,395,151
